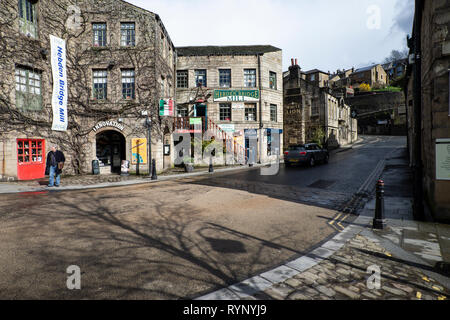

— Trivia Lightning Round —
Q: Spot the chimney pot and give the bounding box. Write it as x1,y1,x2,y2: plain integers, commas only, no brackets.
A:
291,58,294,66
295,58,298,65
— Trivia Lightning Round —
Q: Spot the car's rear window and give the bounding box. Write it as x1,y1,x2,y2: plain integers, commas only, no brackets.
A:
288,145,305,151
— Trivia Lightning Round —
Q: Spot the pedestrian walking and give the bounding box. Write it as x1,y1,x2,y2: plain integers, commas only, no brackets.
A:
45,145,65,187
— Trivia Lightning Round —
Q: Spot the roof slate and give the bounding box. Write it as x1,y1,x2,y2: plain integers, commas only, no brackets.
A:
176,45,281,56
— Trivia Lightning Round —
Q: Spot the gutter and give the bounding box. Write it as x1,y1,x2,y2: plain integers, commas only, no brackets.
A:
412,0,424,220
258,54,263,163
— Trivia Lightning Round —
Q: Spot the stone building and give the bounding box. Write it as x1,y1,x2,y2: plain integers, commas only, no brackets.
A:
349,64,388,88
175,45,283,164
406,0,450,222
283,60,357,149
382,59,408,81
0,0,176,181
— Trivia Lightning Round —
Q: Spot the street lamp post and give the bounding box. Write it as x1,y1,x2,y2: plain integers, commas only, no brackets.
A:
145,116,152,178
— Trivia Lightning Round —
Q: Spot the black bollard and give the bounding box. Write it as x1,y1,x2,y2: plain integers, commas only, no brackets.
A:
151,159,157,180
209,155,214,173
373,179,386,229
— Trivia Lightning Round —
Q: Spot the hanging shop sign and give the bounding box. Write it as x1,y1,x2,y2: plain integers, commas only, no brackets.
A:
92,120,124,133
50,35,68,132
189,117,202,125
436,139,450,181
214,90,259,102
219,124,235,133
159,99,174,116
131,138,147,165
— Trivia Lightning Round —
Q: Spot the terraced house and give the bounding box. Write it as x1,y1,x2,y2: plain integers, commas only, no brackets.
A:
0,0,176,181
175,45,284,164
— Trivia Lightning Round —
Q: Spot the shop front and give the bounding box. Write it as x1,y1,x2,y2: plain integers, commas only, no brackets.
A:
17,139,46,181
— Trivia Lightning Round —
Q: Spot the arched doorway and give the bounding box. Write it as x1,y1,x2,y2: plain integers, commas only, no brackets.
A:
96,130,126,174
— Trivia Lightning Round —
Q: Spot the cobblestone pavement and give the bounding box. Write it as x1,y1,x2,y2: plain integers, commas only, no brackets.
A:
245,234,449,300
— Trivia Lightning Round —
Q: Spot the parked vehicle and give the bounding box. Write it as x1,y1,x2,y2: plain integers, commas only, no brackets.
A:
284,143,329,167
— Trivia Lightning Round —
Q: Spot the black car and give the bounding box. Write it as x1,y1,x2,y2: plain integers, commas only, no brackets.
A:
284,143,329,167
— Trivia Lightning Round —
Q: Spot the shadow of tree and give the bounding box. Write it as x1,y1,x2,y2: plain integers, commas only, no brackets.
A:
0,182,317,299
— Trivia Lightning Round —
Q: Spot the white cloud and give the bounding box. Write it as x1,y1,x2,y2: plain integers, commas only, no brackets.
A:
126,0,413,72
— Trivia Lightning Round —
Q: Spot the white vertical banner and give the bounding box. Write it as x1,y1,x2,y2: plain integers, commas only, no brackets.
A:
50,35,68,131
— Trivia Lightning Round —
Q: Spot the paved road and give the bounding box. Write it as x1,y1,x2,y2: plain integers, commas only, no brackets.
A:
221,135,406,196
0,135,406,299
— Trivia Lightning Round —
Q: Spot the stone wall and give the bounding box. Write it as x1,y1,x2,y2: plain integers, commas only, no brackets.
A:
420,0,450,222
0,0,176,179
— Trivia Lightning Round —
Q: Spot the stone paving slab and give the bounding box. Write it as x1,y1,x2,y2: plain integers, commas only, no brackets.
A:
244,234,449,300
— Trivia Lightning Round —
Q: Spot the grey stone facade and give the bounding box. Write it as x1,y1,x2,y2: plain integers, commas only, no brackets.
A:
175,46,284,164
0,0,176,180
283,62,357,149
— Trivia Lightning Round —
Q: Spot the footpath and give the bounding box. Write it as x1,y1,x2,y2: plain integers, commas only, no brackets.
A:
197,147,450,300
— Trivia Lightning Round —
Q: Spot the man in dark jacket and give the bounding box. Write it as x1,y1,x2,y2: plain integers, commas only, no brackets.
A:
45,146,65,187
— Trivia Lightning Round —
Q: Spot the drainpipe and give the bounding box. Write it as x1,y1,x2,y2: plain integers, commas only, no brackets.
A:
258,54,263,163
413,0,424,220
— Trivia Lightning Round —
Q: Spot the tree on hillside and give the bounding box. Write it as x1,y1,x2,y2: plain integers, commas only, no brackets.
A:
383,49,409,63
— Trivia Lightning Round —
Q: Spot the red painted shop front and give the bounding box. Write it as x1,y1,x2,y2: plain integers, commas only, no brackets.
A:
17,139,46,181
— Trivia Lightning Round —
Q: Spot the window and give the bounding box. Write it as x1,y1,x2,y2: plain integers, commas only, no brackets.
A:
121,69,135,99
195,69,207,87
219,69,231,88
177,105,188,117
160,33,165,56
311,101,319,116
120,23,135,47
18,0,38,39
93,23,107,47
244,69,256,87
15,67,42,110
270,104,277,122
160,78,165,97
93,70,107,100
310,74,316,81
269,71,277,89
17,139,44,164
177,70,188,88
219,103,231,121
245,104,257,121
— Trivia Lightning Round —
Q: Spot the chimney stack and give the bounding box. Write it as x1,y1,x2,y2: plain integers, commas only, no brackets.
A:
295,58,298,66
291,58,294,66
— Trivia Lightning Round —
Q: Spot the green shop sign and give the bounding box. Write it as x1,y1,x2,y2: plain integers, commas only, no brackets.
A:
214,90,259,102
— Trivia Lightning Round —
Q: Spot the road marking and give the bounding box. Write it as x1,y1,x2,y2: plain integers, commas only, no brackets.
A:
438,296,447,300
329,213,343,226
416,291,422,299
337,214,349,229
432,285,441,292
422,276,430,282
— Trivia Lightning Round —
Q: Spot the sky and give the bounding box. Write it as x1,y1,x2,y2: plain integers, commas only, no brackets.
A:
127,0,414,72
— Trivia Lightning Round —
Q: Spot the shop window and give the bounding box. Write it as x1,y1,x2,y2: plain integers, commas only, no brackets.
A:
245,104,256,121
219,69,231,88
17,139,44,164
121,69,135,99
269,71,277,89
18,0,38,39
93,23,107,47
93,70,107,100
219,103,231,121
195,70,207,87
244,69,256,87
177,105,188,117
177,70,188,88
120,22,135,47
15,66,42,111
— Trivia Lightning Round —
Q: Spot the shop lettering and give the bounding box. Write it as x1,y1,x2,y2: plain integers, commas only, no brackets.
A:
92,121,124,132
